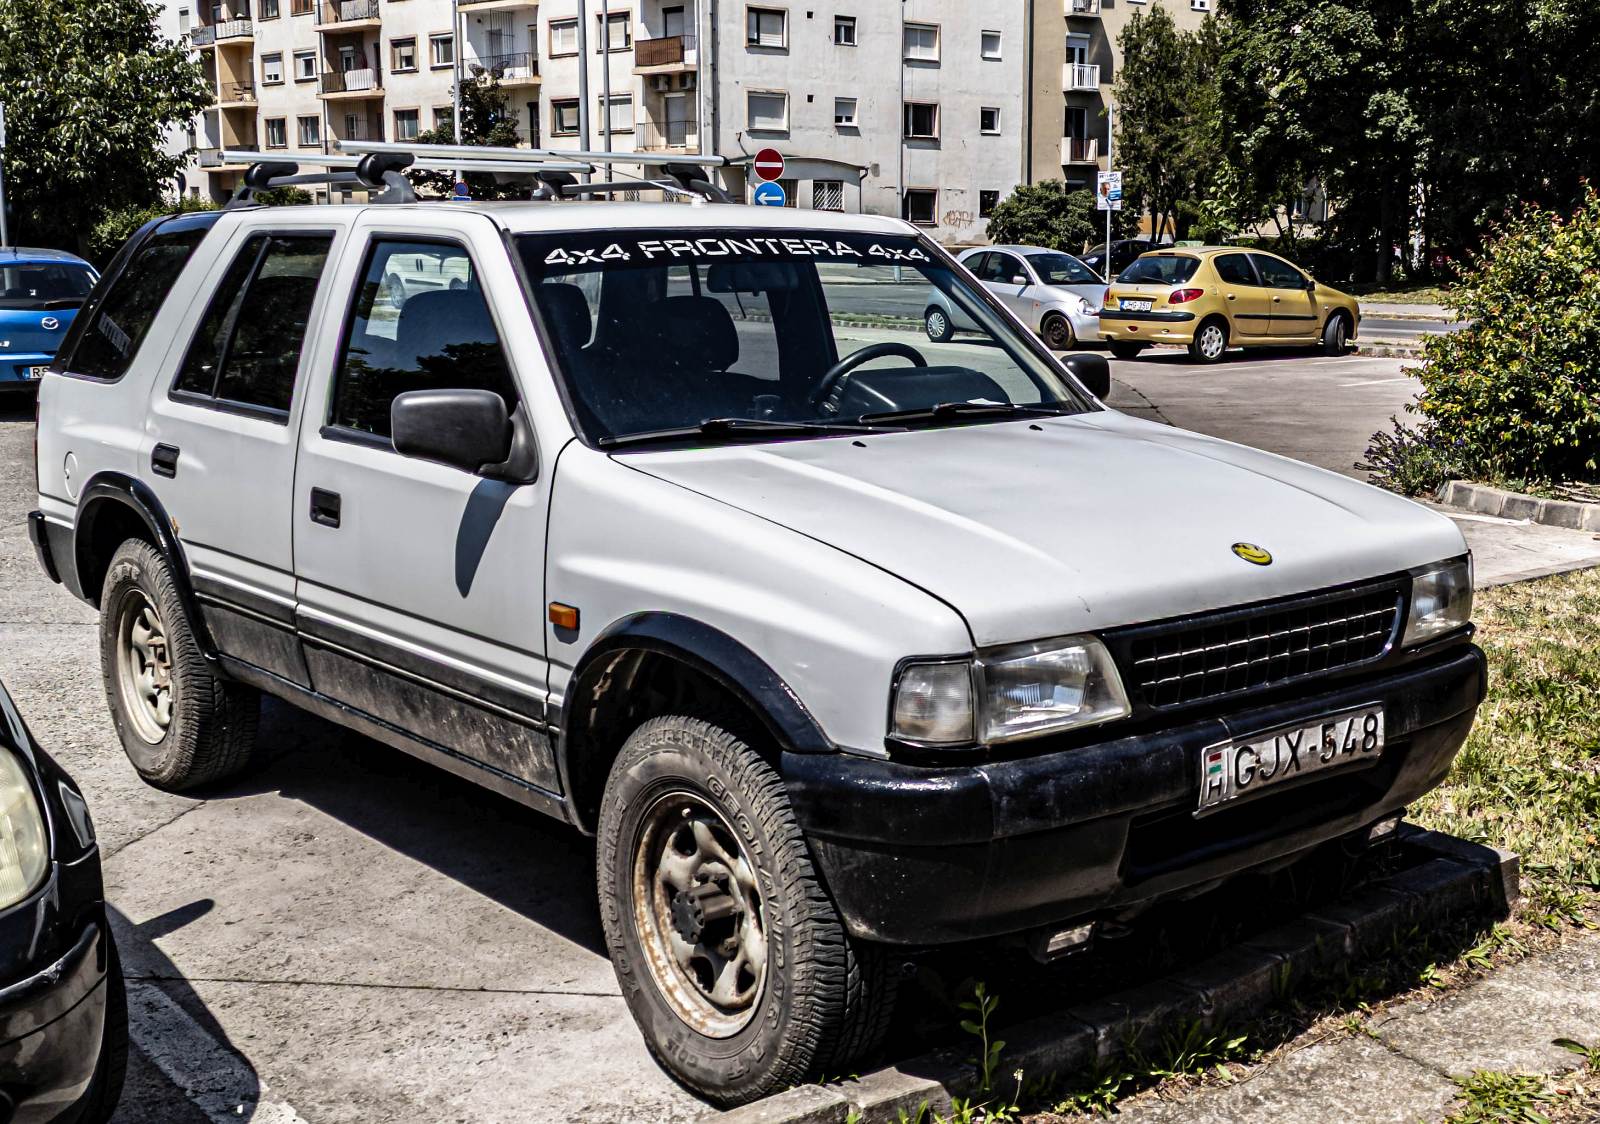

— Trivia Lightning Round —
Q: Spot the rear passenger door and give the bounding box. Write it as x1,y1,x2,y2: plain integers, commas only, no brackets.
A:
290,214,559,794
144,219,349,687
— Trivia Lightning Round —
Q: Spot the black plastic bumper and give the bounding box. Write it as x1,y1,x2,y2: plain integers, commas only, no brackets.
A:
784,645,1486,945
0,920,109,1123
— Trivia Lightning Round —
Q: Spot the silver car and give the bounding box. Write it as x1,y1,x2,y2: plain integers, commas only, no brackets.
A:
926,245,1106,351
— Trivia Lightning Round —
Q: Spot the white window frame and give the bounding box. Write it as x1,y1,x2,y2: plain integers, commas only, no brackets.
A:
297,114,321,146
430,33,454,69
599,92,634,134
746,89,789,133
980,29,1002,60
552,97,580,135
746,6,787,48
980,106,1001,134
261,52,284,84
903,22,939,62
596,10,632,51
264,117,288,149
392,107,420,142
833,14,856,46
813,180,845,212
391,37,417,73
833,96,857,128
293,50,317,81
903,100,939,139
549,18,579,57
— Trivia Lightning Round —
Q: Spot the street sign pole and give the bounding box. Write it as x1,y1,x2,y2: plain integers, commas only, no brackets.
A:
1104,102,1113,272
0,103,9,249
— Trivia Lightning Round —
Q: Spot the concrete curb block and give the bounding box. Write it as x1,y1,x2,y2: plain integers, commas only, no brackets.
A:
1437,479,1600,533
1353,342,1424,359
717,828,1519,1124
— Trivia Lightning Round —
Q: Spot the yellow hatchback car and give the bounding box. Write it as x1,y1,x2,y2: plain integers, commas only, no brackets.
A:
1099,247,1361,364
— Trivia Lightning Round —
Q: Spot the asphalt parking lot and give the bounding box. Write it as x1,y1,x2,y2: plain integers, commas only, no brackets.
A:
1,345,1597,1123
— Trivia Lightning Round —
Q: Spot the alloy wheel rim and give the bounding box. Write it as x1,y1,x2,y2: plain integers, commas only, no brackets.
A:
928,311,947,337
1201,326,1225,359
632,791,769,1038
116,591,173,745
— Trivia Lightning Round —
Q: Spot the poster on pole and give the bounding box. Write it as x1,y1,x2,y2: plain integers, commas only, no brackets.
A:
1096,170,1123,211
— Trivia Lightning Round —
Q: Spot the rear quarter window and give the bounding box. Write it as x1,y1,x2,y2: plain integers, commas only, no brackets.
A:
1117,255,1201,286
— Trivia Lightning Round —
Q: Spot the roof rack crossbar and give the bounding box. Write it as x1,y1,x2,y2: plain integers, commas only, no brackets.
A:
224,150,592,176
337,139,730,170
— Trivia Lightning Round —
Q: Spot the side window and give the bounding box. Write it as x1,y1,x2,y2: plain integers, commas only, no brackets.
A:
330,239,517,439
1213,253,1259,287
988,253,1025,284
66,224,212,381
173,232,334,417
962,252,991,279
1251,254,1308,290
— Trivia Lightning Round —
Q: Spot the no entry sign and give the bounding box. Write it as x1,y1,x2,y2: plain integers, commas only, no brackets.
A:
753,148,785,182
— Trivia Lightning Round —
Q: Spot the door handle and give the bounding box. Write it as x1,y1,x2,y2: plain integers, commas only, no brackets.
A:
1272,296,1282,303
1227,294,1237,301
151,444,180,478
309,488,342,528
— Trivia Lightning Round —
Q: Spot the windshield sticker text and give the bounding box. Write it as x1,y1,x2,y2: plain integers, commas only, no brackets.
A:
543,238,929,267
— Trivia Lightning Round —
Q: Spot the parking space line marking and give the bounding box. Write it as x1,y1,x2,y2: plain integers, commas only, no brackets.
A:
127,981,312,1124
1339,377,1415,387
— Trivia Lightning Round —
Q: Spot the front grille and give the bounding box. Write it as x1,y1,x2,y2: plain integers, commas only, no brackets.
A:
1115,582,1404,710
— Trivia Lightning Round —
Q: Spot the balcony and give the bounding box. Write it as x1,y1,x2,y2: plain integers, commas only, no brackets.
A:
637,115,699,152
459,0,538,9
1061,135,1099,164
190,25,216,47
317,0,380,29
215,82,258,108
319,68,383,98
215,17,253,42
1064,62,1101,91
1067,0,1100,15
634,34,698,72
469,51,540,85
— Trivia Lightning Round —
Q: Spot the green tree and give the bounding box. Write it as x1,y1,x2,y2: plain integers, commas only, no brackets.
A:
0,0,209,253
984,181,1133,253
407,73,525,200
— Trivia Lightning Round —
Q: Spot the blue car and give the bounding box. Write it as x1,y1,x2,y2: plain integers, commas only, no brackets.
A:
0,248,98,391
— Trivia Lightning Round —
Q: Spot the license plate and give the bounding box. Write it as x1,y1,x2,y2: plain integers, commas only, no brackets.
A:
1197,705,1384,815
1122,300,1153,312
25,366,47,380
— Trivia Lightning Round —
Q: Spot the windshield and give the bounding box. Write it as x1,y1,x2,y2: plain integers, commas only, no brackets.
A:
0,261,95,310
1117,255,1200,286
517,229,1092,446
1028,253,1100,286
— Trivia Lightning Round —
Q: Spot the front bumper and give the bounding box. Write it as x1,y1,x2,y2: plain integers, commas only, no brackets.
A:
1098,309,1198,346
0,920,110,1124
784,644,1485,945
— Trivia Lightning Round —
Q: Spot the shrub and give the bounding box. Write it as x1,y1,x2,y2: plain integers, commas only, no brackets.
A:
1403,189,1600,485
1357,417,1464,497
88,195,218,265
983,180,1134,253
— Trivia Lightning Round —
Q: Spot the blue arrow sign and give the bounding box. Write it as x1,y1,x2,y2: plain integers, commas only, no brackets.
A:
752,180,787,207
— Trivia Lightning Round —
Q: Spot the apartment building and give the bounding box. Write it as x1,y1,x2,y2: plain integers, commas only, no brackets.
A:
1025,0,1209,191
171,0,1030,243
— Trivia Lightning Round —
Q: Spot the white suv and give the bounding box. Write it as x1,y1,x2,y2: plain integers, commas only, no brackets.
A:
30,196,1483,1106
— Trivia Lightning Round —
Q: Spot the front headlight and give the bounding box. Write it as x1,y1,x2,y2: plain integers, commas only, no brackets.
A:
1403,556,1474,647
890,636,1131,747
0,751,48,911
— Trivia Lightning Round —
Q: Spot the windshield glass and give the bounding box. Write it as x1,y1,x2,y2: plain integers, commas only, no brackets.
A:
517,229,1092,445
0,262,95,310
1028,253,1100,286
1117,254,1200,286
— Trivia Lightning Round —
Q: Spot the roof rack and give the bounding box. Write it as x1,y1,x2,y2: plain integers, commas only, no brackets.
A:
220,150,597,208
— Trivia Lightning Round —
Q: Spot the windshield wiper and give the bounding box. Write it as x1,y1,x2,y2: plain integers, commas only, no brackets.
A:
597,416,900,450
856,401,1077,426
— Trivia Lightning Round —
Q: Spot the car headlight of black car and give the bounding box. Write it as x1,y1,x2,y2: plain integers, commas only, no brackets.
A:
0,749,49,910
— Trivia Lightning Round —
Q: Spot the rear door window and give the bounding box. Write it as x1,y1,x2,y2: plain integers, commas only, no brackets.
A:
1117,255,1201,286
65,218,217,381
1251,254,1309,290
172,232,335,418
1213,253,1260,287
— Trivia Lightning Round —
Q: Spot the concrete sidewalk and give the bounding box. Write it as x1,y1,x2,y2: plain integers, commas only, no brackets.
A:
1359,301,1456,321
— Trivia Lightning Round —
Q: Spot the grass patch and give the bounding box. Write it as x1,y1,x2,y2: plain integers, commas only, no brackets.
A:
1411,568,1600,927
1346,281,1458,306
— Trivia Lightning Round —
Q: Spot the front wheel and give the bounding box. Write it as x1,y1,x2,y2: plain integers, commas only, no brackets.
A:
1321,313,1351,356
597,716,894,1106
1109,341,1146,361
1041,314,1075,351
924,306,954,342
1188,319,1230,364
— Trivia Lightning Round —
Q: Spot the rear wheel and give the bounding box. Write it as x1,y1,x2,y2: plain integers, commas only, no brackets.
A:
1041,313,1075,351
597,715,894,1106
99,539,260,791
1321,312,1351,356
924,306,954,343
1188,318,1229,364
1109,341,1146,361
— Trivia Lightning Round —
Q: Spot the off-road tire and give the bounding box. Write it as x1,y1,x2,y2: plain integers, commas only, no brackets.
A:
597,716,894,1106
924,306,955,343
68,930,128,1124
99,539,260,791
1321,312,1351,356
1109,341,1145,361
1188,317,1230,364
1041,313,1075,351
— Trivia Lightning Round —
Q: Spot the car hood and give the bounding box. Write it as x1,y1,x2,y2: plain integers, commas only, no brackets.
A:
619,410,1466,648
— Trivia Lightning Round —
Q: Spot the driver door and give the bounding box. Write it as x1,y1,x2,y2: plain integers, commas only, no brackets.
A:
980,251,1035,320
1252,254,1319,339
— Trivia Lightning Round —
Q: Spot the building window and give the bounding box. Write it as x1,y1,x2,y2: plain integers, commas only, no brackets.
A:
903,101,938,139
903,22,938,61
552,98,580,135
434,105,453,128
294,50,317,81
550,18,579,56
392,37,417,72
746,7,786,48
264,117,288,148
833,15,855,45
599,93,633,134
833,96,857,128
430,33,454,68
981,30,1002,59
259,0,279,18
747,90,789,132
298,115,321,146
261,53,284,84
979,190,1000,217
393,108,420,141
813,180,844,212
1191,0,1211,8
980,106,1001,134
290,0,312,14
902,189,937,226
596,11,632,50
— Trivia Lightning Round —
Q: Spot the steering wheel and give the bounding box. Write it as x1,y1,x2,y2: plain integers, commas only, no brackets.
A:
810,342,928,408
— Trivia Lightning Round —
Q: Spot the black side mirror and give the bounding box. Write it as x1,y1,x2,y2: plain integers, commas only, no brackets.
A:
392,388,514,475
1062,353,1111,399
1305,277,1318,291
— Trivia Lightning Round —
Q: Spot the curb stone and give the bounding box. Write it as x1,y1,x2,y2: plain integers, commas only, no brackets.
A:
1353,342,1424,359
715,827,1519,1124
1437,479,1600,533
